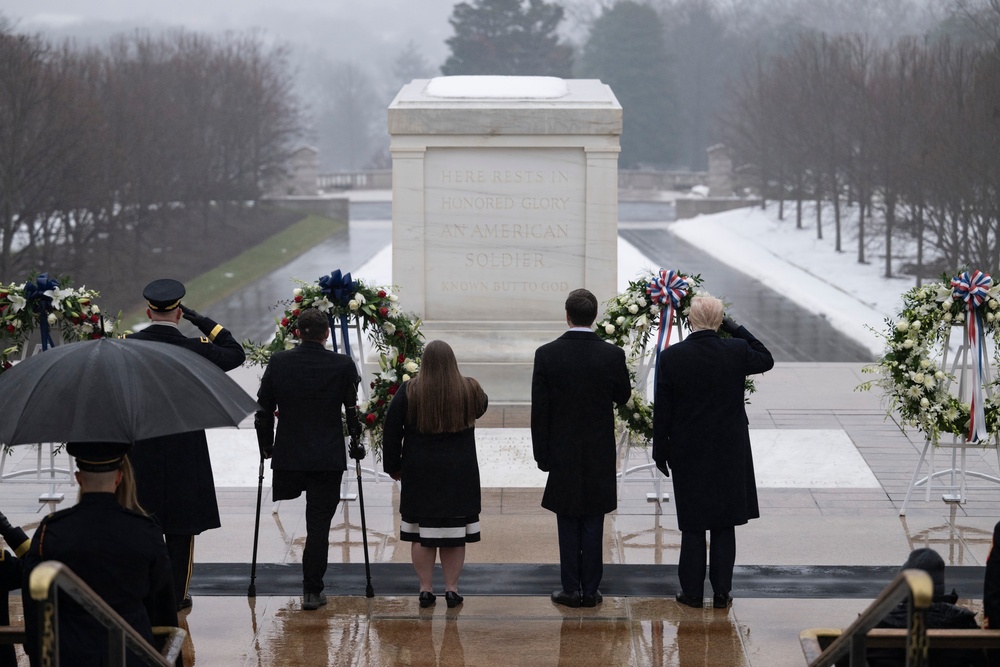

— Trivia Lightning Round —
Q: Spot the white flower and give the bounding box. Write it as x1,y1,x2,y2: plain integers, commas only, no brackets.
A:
913,373,925,384
389,294,399,302
91,304,100,315
628,304,639,314
956,312,965,323
920,359,930,368
988,312,996,322
313,296,334,313
81,323,93,334
383,322,396,335
47,313,57,325
923,376,936,389
44,287,73,310
943,312,953,322
402,374,410,382
911,320,922,330
935,371,944,380
945,407,959,422
380,369,397,382
635,315,648,329
616,316,625,325
348,300,359,311
293,288,303,297
604,324,615,335
636,297,646,307
284,339,295,350
354,292,367,305
990,300,999,310
896,321,909,332
8,294,26,313
920,397,930,408
404,360,418,373
633,413,641,420
907,385,922,398
902,339,914,349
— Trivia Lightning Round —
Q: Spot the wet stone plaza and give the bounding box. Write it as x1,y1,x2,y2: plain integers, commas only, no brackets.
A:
4,362,1000,665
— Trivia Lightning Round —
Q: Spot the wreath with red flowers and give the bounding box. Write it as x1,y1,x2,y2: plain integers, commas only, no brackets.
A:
243,270,424,454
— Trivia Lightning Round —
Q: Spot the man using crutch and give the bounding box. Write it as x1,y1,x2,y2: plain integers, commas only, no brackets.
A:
254,308,364,610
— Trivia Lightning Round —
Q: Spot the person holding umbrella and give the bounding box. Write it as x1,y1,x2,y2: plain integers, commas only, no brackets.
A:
126,278,246,611
254,308,363,611
21,442,178,666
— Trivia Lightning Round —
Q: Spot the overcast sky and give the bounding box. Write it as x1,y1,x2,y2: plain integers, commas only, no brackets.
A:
2,0,459,66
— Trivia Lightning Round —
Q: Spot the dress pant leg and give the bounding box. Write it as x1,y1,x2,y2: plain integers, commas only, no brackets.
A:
556,514,582,594
580,514,605,596
708,526,736,596
165,534,194,603
302,471,343,594
678,530,707,597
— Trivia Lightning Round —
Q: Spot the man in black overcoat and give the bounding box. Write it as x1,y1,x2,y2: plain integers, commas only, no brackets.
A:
653,295,773,609
531,288,631,608
126,278,246,610
21,442,178,666
255,308,363,610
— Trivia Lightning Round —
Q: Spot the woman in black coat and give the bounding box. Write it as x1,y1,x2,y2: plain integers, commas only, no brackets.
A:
653,295,773,609
382,340,488,609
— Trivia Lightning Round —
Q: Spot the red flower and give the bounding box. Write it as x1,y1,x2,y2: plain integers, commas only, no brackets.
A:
293,329,300,338
292,309,300,316
379,307,389,317
90,314,100,323
397,354,405,364
365,413,376,425
370,381,376,389
388,384,398,395
378,290,386,298
5,325,13,333
281,317,290,327
91,332,102,339
2,361,11,369
396,331,405,338
71,316,80,324
294,295,303,303
377,399,385,406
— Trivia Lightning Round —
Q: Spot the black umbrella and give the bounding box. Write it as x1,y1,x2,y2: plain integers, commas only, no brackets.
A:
0,338,259,446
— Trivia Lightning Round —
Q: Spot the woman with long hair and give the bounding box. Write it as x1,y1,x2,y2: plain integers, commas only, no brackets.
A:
382,340,488,608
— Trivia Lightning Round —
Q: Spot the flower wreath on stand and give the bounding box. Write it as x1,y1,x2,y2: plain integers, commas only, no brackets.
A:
244,269,424,456
0,272,118,374
596,268,758,445
860,269,1000,445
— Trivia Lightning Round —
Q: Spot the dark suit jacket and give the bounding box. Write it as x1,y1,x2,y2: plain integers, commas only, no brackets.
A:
255,341,359,472
653,326,773,531
126,320,244,535
21,493,177,667
531,330,631,516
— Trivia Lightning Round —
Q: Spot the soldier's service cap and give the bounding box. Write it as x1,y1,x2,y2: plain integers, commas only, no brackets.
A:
67,442,131,472
143,278,185,312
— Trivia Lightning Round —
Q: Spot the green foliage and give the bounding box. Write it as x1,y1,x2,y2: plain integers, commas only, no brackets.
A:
441,0,573,76
577,1,674,167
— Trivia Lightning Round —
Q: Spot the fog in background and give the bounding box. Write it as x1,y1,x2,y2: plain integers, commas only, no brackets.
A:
3,0,952,171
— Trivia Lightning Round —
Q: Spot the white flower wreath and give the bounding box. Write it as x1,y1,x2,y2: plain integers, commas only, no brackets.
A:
861,270,1000,444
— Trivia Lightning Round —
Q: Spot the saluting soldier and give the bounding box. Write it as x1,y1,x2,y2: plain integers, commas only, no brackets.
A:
126,278,246,611
21,442,177,666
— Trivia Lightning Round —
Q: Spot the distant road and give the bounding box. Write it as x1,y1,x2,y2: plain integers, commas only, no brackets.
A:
214,200,872,362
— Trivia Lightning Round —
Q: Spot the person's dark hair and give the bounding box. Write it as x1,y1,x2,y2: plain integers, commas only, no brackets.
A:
406,340,484,433
565,288,598,327
297,308,329,341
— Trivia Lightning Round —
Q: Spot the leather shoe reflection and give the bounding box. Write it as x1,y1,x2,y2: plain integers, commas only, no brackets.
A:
675,593,704,608
550,590,582,608
302,592,327,610
581,590,603,607
713,593,733,609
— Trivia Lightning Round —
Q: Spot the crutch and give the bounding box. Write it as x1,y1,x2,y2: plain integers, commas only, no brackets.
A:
351,434,375,597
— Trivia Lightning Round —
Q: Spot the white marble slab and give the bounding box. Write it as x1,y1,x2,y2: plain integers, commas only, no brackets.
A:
207,427,880,490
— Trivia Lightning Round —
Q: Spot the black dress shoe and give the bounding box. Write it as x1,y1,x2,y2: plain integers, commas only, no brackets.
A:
675,593,704,608
302,592,327,611
419,591,436,608
713,593,733,609
551,590,582,608
177,597,192,612
581,590,603,608
445,591,464,608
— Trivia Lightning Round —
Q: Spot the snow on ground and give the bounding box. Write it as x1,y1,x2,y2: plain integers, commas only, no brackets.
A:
353,200,910,358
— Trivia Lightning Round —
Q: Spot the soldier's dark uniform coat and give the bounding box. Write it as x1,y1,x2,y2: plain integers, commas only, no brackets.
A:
21,493,177,667
125,319,244,535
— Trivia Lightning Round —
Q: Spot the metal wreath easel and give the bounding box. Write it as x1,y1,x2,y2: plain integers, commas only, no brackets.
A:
0,340,75,510
615,317,684,503
899,325,1000,515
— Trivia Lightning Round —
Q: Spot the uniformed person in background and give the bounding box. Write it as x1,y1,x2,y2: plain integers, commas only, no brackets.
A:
0,509,30,667
21,442,177,666
126,278,246,610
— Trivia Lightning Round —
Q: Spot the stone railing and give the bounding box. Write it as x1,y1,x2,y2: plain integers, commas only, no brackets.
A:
317,170,392,191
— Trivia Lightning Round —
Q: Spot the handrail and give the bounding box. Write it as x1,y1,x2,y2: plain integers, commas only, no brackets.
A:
800,568,934,667
29,561,186,666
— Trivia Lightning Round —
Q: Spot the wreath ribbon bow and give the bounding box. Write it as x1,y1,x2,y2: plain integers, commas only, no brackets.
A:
646,269,689,386
318,269,358,357
23,273,59,351
951,270,993,443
